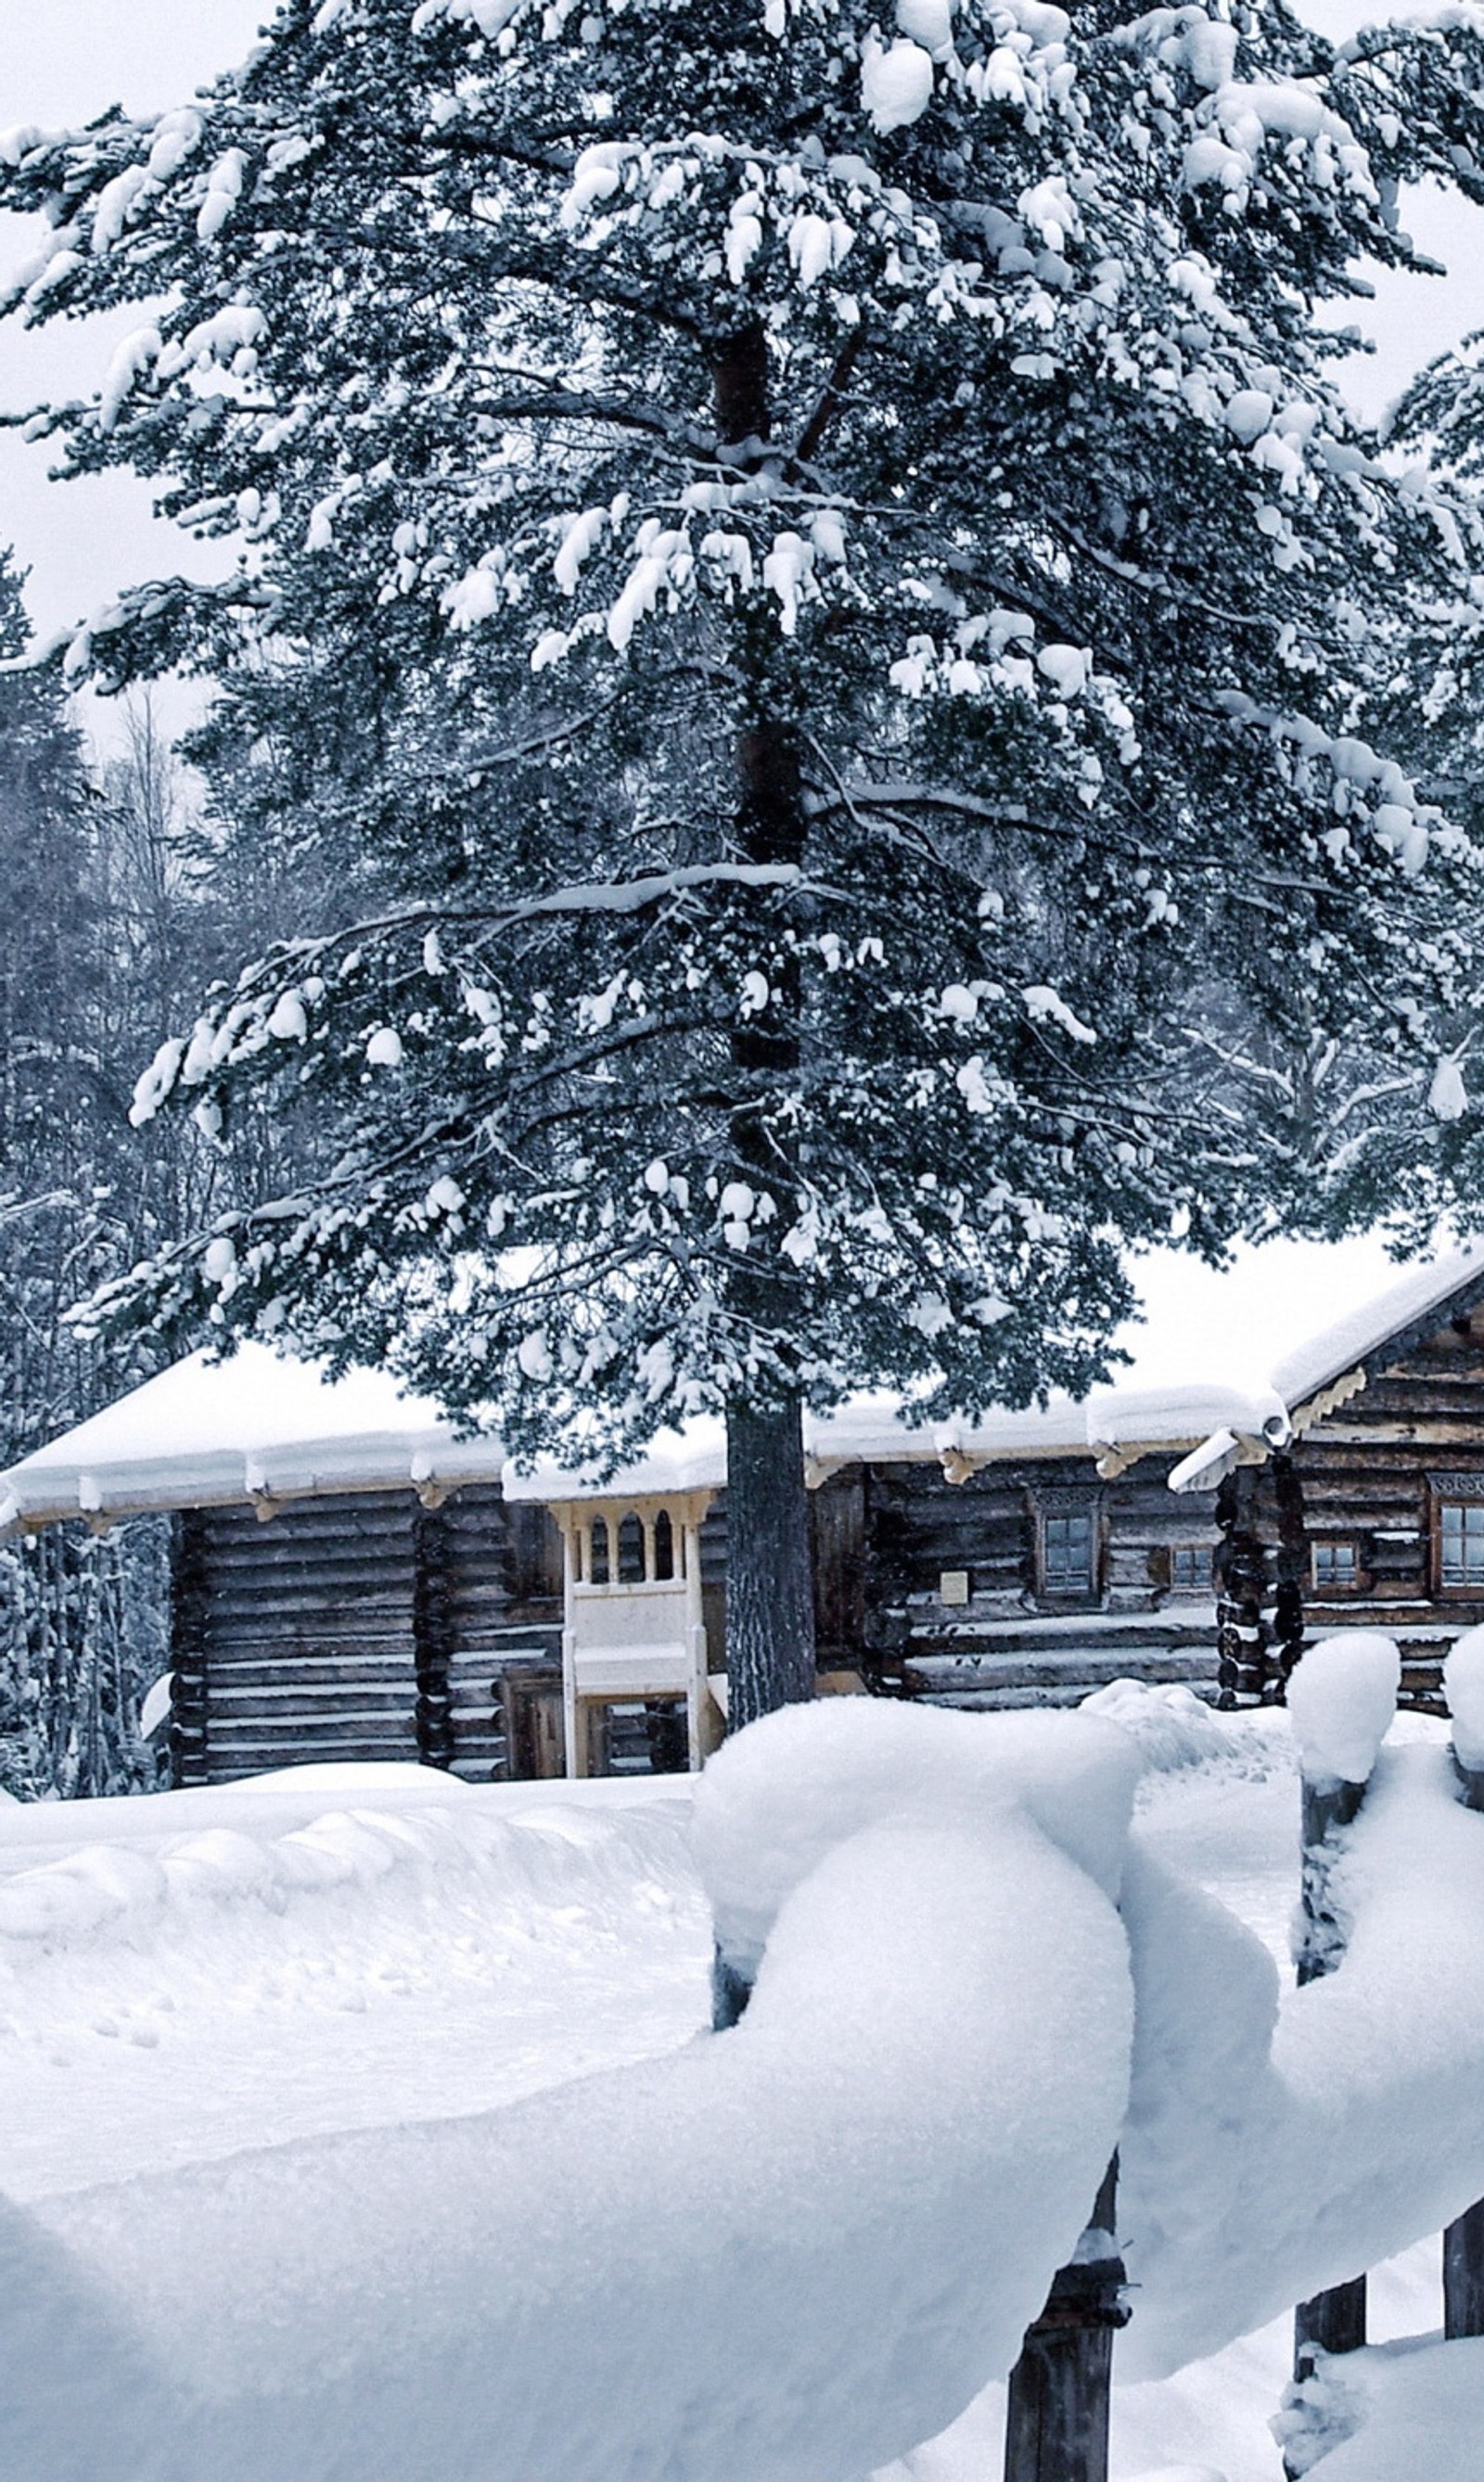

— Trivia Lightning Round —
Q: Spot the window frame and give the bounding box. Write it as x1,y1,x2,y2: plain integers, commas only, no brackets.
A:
1036,1498,1100,1602
1433,1483,1484,1596
1167,1542,1211,1593
1311,1538,1361,1595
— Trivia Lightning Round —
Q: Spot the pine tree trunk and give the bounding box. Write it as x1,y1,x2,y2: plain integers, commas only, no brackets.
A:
710,320,818,1730
725,1398,817,1730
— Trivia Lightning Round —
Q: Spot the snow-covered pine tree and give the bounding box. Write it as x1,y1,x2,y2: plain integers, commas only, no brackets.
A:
0,552,170,1795
1302,323,1484,1243
6,0,1484,1721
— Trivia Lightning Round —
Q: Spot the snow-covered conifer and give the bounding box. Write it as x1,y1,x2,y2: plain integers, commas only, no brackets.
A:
6,0,1484,1716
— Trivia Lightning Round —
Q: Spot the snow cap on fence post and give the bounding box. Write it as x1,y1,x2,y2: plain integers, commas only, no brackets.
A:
1286,1631,1397,2391
1286,1631,1401,1788
1443,1625,1484,1778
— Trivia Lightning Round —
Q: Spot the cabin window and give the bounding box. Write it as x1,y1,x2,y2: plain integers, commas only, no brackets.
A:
1439,1500,1484,1591
1311,1541,1359,1593
652,1507,675,1581
1042,1511,1094,1596
589,1516,610,1586
1169,1544,1210,1591
617,1511,646,1584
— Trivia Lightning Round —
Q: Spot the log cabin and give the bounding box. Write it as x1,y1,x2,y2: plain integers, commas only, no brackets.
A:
4,1244,1484,1785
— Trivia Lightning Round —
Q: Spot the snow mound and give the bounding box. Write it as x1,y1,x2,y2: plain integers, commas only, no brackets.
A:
1443,1623,1484,1771
692,1697,1141,1981
11,1772,1133,2482
1276,2334,1484,2479
1121,1742,1484,2376
0,1787,706,2162
0,1792,648,1956
1080,1679,1231,1772
1286,1632,1400,1786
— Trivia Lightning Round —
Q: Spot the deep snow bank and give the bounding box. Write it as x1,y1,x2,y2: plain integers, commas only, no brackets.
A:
1120,1739,1484,2376
693,1695,1141,1979
1276,2334,1484,2479
0,1778,710,2197
6,1708,1136,2482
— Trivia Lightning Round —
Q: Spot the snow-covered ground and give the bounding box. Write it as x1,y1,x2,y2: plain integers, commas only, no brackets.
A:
0,1714,1471,2481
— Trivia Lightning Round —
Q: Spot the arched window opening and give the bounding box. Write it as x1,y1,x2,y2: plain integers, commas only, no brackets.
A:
652,1507,675,1581
590,1516,610,1586
618,1511,646,1584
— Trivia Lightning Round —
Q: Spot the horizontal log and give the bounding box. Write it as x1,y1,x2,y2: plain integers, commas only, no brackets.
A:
207,1631,418,1661
209,1689,415,1718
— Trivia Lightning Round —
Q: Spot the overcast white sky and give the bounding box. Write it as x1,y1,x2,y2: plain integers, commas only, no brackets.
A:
2,2,1483,653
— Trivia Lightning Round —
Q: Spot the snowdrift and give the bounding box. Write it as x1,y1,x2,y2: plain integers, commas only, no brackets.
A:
1120,1738,1484,2376
5,1694,1484,2482
5,1709,1137,2482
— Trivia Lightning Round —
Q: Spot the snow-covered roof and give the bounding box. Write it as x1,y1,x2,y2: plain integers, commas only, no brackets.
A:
1272,1244,1484,1419
0,1345,505,1533
6,1235,1484,1530
1167,1240,1484,1495
503,1419,729,1505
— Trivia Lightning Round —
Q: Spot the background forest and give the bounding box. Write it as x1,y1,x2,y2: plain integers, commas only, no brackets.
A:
0,546,330,1796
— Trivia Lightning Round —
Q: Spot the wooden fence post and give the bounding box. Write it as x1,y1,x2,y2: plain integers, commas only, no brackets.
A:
1444,1746,1484,2338
1291,1772,1368,2386
1004,2158,1128,2482
711,1946,751,2030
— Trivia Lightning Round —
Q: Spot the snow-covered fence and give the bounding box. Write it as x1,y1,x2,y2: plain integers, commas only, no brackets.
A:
1281,1628,1484,2389
1441,1629,1484,2346
1286,1633,1401,2382
5,1706,1139,2482
17,1688,1484,2482
1001,2156,1127,2482
697,1703,1142,2482
701,1706,1136,2482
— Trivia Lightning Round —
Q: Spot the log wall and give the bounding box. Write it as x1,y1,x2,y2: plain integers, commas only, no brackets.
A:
1293,1306,1484,1704
855,1455,1220,1708
167,1301,1484,1780
184,1487,561,1786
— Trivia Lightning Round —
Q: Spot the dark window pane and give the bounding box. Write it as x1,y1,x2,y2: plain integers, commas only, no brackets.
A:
590,1516,609,1586
653,1508,674,1581
618,1511,646,1583
1313,1542,1357,1588
1044,1512,1094,1592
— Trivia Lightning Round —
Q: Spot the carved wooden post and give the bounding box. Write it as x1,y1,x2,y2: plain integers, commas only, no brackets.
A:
1214,1464,1269,1708
1271,1452,1308,1699
1444,1734,1484,2337
1004,2158,1128,2482
411,1502,456,1771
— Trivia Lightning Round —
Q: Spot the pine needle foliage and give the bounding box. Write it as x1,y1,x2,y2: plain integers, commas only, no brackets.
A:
6,0,1484,1483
